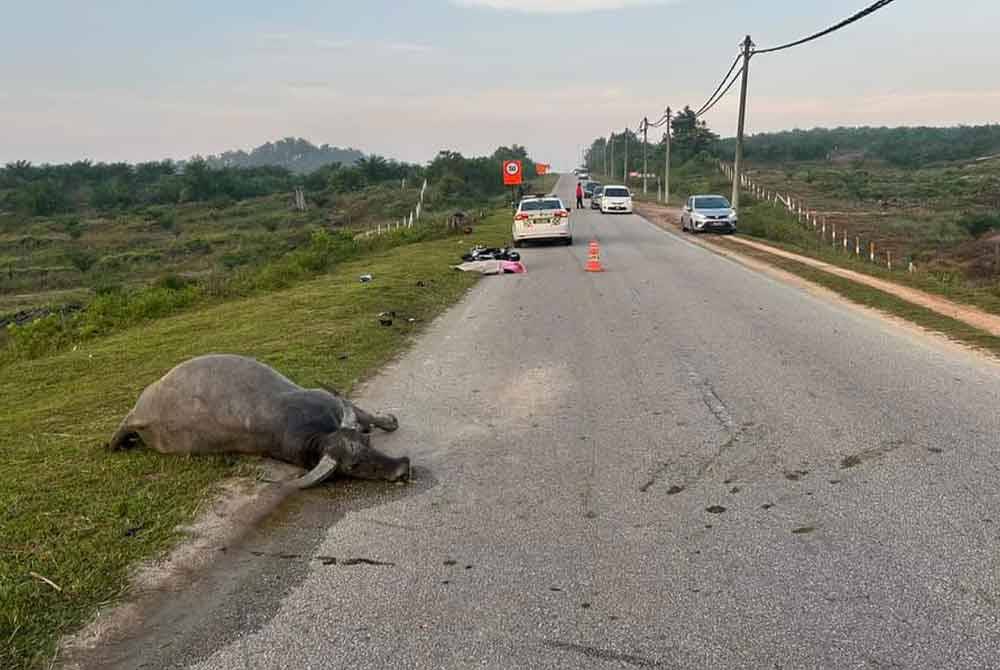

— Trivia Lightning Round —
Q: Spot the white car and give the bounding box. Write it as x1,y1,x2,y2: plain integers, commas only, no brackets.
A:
512,196,572,247
681,194,738,233
600,185,633,214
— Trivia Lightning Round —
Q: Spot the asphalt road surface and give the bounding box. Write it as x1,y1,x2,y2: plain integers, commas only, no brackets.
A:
93,174,1000,669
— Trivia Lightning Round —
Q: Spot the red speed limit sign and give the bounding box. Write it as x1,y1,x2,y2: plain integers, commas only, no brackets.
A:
502,160,523,186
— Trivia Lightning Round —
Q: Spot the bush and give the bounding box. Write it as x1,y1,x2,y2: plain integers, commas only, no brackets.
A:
75,285,200,337
66,249,96,273
62,218,84,239
152,209,177,231
252,256,310,290
958,213,1000,237
153,274,192,291
5,314,75,358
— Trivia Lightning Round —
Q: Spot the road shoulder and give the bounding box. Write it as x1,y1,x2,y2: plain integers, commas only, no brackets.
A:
636,201,1000,361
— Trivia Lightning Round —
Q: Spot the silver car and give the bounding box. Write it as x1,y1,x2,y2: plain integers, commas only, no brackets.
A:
590,185,604,210
681,194,738,233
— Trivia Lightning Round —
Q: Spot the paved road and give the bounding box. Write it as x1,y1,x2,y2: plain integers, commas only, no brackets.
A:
93,175,1000,669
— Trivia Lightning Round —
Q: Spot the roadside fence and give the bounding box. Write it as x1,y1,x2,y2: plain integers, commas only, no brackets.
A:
719,161,915,275
357,179,428,239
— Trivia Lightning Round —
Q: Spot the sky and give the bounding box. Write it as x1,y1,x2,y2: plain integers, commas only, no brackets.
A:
1,0,998,169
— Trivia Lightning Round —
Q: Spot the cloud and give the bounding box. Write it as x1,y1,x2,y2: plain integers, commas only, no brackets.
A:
315,38,353,50
286,81,335,90
385,42,434,53
260,32,291,41
451,0,672,13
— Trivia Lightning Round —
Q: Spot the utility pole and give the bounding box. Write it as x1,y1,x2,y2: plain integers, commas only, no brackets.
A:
664,107,672,204
609,133,614,180
642,117,649,195
623,128,629,186
732,35,754,212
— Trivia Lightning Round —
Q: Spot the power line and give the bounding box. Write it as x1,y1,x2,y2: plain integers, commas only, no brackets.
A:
696,65,744,118
755,0,898,55
693,54,743,118
648,112,671,128
629,53,741,136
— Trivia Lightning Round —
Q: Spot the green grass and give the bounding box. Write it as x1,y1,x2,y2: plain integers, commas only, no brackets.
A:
532,174,559,195
1,224,470,364
0,182,453,319
711,237,1000,357
0,210,513,670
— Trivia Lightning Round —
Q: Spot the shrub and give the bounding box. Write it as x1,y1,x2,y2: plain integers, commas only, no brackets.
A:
66,249,96,273
63,217,84,239
153,274,192,291
958,213,1000,237
153,210,177,231
5,314,75,358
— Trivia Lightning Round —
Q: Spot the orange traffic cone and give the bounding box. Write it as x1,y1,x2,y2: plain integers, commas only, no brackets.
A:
585,240,604,272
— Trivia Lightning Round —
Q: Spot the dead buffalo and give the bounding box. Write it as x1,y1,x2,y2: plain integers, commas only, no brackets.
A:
107,354,410,488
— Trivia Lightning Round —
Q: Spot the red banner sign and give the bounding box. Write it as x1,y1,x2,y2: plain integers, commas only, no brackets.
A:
503,160,523,186
535,163,550,176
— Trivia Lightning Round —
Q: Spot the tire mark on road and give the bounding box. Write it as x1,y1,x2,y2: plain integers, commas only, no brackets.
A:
637,361,746,493
687,369,736,432
543,640,665,668
639,461,670,493
683,361,745,483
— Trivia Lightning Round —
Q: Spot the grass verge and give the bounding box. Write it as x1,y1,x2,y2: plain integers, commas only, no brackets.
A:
710,237,1000,357
0,210,513,670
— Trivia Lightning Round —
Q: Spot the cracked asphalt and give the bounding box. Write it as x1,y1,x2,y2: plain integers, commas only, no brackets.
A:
89,174,1000,669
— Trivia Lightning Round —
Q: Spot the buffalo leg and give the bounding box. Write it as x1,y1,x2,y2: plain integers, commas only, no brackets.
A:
353,406,399,433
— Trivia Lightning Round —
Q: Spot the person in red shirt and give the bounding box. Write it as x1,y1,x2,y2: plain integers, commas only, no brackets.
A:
575,182,584,209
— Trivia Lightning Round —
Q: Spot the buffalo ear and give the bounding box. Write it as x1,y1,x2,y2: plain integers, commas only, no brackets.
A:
318,382,341,397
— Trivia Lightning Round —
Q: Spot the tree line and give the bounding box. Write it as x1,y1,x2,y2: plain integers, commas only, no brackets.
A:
205,137,363,174
1,144,541,218
585,107,719,179
587,119,1000,176
711,125,1000,167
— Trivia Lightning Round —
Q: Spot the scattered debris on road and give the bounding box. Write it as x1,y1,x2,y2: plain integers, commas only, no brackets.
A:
462,245,520,262
454,260,527,275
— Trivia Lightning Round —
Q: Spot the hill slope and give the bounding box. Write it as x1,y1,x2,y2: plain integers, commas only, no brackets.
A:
204,137,363,174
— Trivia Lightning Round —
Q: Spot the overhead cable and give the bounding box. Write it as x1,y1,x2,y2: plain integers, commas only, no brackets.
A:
692,54,743,118
755,0,898,55
696,65,744,118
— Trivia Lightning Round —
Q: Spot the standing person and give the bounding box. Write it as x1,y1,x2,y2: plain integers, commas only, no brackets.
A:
575,182,584,210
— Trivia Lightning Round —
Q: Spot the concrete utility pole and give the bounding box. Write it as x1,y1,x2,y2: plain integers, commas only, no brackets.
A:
609,133,615,180
642,117,649,195
732,34,754,212
623,128,629,186
664,107,672,204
